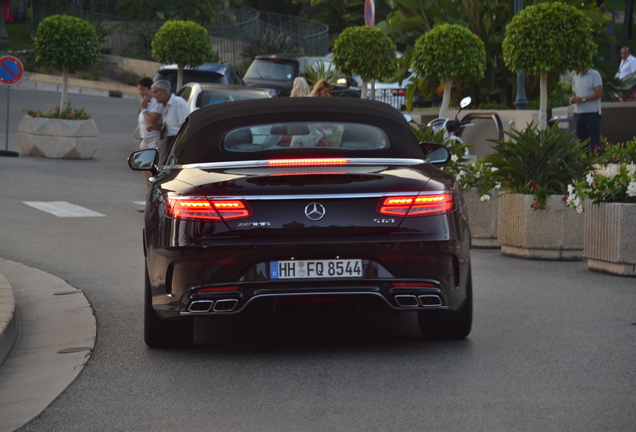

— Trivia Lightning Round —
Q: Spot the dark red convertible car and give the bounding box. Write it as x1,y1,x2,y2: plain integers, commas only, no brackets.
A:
129,97,472,348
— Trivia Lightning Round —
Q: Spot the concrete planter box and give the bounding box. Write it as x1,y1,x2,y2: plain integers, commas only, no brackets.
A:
18,116,99,159
498,193,584,260
584,202,636,276
463,188,499,248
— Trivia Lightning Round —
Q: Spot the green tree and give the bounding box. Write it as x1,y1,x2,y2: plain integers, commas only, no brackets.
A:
503,2,596,130
332,26,398,99
380,0,509,108
151,20,215,91
411,23,485,118
33,15,101,108
116,0,216,24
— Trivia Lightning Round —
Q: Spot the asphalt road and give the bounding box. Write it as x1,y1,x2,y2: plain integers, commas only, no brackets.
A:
1,90,635,432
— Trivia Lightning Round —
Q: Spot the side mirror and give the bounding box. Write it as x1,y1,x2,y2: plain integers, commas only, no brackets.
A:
128,149,159,175
420,142,451,164
460,96,472,108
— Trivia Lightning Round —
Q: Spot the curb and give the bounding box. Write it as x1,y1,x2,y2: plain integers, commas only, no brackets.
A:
0,271,18,370
0,258,96,432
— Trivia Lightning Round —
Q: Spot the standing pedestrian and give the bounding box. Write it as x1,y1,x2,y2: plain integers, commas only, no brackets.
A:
615,47,636,79
150,80,190,163
570,67,603,154
311,80,332,97
136,77,164,186
290,77,310,97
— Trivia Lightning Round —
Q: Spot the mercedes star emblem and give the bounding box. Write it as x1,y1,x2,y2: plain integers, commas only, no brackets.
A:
304,202,326,221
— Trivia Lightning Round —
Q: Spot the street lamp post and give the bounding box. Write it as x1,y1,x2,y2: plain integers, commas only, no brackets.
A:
513,0,528,110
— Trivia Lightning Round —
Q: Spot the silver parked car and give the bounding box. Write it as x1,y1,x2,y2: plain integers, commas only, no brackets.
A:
175,83,272,112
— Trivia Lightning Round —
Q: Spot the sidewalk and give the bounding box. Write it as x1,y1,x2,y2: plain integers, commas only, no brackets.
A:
0,259,96,432
13,71,139,99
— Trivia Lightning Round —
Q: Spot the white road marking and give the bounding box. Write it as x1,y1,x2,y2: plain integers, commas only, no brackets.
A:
133,201,145,206
23,201,105,218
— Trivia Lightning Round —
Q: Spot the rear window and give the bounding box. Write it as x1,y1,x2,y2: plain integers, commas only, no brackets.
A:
244,59,299,81
155,71,226,91
196,90,267,108
221,122,389,152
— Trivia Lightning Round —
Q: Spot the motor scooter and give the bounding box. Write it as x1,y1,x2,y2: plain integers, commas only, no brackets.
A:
426,96,473,145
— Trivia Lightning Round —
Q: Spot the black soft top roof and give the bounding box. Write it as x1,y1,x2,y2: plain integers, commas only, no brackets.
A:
171,97,424,164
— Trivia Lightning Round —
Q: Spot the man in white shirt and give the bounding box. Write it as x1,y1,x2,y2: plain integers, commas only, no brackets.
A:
615,47,636,79
570,68,603,154
151,80,191,163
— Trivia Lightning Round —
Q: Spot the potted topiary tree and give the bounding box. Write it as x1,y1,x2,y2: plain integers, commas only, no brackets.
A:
332,26,398,100
502,2,596,130
19,15,100,159
32,15,101,109
411,23,485,119
151,20,214,91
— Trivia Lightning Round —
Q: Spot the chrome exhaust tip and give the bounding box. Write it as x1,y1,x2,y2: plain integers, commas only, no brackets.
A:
394,295,419,308
213,298,239,312
189,300,214,312
418,295,443,307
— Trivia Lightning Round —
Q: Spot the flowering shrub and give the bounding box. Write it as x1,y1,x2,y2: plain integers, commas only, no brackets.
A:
23,102,92,120
456,160,500,201
566,141,636,212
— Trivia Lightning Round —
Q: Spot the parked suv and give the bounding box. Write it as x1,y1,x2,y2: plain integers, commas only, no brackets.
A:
154,63,245,92
243,54,360,97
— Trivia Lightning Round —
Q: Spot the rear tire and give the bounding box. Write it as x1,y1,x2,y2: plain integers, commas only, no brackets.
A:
418,270,473,340
144,267,193,348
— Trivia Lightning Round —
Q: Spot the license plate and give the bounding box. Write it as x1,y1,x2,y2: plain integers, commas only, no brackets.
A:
270,259,362,279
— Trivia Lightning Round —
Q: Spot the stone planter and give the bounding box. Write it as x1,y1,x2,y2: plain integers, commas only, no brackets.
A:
498,193,584,260
463,188,499,248
18,116,99,159
584,202,636,276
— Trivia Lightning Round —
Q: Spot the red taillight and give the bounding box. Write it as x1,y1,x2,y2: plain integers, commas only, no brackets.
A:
379,193,453,217
166,197,251,221
267,158,349,167
393,282,436,288
196,286,239,292
391,89,406,96
212,200,251,219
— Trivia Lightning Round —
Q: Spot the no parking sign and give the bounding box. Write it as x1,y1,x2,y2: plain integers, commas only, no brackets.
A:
364,0,375,27
0,55,23,157
0,55,24,86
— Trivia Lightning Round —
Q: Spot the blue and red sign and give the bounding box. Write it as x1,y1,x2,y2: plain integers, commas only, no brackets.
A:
364,0,375,27
0,56,24,86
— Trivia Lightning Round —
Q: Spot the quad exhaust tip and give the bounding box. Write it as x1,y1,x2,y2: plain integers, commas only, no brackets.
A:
188,298,239,313
394,295,419,307
213,298,239,312
189,300,214,313
418,295,443,307
394,294,443,308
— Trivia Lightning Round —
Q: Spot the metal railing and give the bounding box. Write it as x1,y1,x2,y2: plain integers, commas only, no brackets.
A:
30,4,329,65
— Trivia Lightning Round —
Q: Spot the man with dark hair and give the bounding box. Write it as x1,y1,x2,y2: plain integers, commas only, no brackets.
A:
570,68,603,154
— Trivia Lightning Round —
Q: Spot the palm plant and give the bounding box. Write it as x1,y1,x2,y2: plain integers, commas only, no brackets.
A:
480,123,595,209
